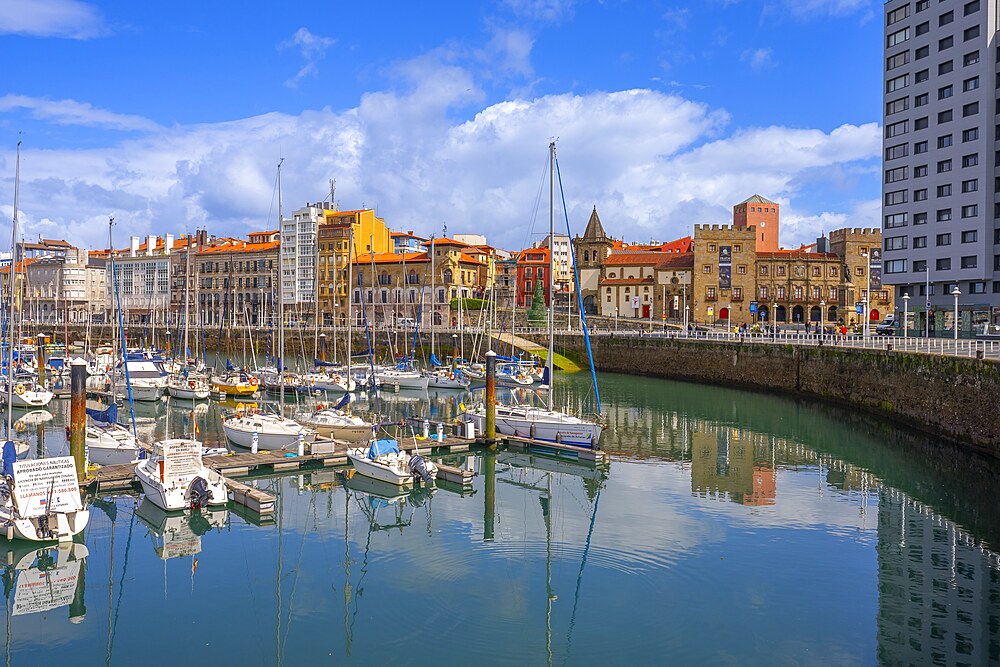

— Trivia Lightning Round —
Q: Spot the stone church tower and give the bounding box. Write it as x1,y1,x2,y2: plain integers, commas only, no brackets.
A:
573,207,615,314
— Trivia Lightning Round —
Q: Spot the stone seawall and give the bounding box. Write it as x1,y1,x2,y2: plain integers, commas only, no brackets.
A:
553,334,1000,455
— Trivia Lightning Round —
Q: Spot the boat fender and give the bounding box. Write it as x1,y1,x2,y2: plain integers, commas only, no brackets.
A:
13,385,25,396
317,403,325,411
408,454,434,484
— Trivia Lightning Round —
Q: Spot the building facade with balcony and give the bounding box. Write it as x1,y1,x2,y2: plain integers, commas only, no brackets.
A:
317,209,392,325
196,235,279,328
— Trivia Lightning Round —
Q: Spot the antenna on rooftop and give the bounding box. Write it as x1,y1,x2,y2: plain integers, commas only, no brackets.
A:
329,178,336,208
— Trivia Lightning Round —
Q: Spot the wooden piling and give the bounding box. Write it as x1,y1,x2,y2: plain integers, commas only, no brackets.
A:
70,358,87,481
485,349,496,448
36,334,46,387
319,333,327,363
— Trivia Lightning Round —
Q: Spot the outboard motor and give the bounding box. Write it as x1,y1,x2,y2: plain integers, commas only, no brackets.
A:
188,477,210,509
407,454,434,485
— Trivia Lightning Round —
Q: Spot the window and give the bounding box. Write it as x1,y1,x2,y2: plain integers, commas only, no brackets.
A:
914,188,928,201
938,110,953,123
937,233,952,246
886,143,909,160
937,208,952,221
703,264,712,274
962,204,978,218
939,35,954,51
915,68,929,83
961,230,977,243
915,21,930,36
733,287,743,300
961,179,977,193
914,117,928,130
777,286,785,299
759,265,768,276
937,134,953,148
737,265,746,275
962,127,978,142
940,60,955,76
965,0,980,15
759,286,768,299
916,45,930,60
706,287,716,299
885,166,908,183
964,26,980,41
915,140,928,154
969,281,986,294
914,260,928,272
961,255,977,269
887,4,909,25
963,77,979,92
887,74,909,93
962,102,979,117
938,84,953,99
937,159,952,173
937,184,952,197
776,266,786,276
708,243,717,252
939,10,954,26
885,259,908,274
915,93,929,107
830,267,839,278
962,153,978,167
733,244,742,252
914,236,928,248
963,50,980,66
829,287,838,300
885,212,908,228
887,51,910,70
887,97,909,115
886,120,908,138
915,164,928,177
937,258,952,270
885,236,908,251
916,0,928,11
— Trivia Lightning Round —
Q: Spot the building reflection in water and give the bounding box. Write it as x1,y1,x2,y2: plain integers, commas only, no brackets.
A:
877,488,1000,666
690,426,776,506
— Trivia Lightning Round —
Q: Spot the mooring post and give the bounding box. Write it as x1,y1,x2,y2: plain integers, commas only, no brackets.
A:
70,357,87,481
319,332,327,364
483,450,496,542
485,349,496,449
36,334,46,387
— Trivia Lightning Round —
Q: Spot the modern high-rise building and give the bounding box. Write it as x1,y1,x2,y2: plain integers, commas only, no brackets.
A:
881,0,999,335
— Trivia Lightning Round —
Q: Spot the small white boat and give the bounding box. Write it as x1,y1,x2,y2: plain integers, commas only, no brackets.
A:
167,375,211,400
222,410,314,450
87,423,141,466
347,438,437,486
0,448,90,542
134,439,227,511
2,379,54,408
114,377,162,402
376,369,430,390
427,370,471,390
300,371,356,392
295,408,372,441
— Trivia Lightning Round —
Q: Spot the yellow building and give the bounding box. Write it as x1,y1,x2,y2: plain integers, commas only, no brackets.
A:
318,209,392,324
692,224,758,326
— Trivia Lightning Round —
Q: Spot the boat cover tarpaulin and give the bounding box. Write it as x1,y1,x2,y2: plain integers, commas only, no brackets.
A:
333,392,350,410
367,439,399,460
314,359,336,367
86,404,118,425
430,353,443,367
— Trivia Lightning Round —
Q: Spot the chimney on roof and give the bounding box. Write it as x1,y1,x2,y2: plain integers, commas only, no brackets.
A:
146,235,155,257
165,234,174,255
130,236,139,258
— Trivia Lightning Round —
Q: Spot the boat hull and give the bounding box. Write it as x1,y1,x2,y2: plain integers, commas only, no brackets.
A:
469,409,602,448
134,464,227,512
0,509,90,542
347,451,414,486
223,416,313,450
167,385,211,400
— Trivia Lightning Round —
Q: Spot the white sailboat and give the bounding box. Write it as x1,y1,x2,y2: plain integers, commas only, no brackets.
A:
466,142,604,449
294,393,372,441
166,374,211,400
85,403,140,466
0,377,53,409
133,438,227,511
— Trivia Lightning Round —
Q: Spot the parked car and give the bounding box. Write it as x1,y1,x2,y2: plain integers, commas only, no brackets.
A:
875,316,897,336
396,317,417,329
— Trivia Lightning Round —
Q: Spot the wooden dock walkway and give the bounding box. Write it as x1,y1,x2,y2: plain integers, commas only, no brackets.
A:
504,435,610,463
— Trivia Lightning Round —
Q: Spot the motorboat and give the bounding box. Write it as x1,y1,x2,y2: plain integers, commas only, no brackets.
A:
346,438,437,486
295,408,372,441
222,408,315,450
376,368,429,390
167,374,211,400
114,358,168,400
113,376,162,402
133,438,227,511
0,443,90,541
211,370,259,397
466,403,604,449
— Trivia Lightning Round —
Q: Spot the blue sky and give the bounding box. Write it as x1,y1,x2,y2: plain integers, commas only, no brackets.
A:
0,0,883,251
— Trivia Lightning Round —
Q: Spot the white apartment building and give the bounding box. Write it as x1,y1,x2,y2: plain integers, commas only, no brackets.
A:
537,234,575,292
24,246,106,324
281,202,329,320
107,234,175,326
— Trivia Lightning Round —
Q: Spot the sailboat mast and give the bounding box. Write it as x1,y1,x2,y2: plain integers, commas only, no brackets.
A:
346,227,353,389
430,236,435,358
6,141,20,436
547,141,555,412
277,158,285,415
183,232,191,361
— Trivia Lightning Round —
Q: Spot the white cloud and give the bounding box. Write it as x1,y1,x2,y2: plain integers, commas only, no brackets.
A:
502,0,575,21
0,81,881,254
740,47,775,72
0,95,160,131
0,0,106,39
279,27,336,88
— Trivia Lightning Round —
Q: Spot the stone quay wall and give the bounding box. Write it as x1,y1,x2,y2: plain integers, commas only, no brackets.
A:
553,334,1000,455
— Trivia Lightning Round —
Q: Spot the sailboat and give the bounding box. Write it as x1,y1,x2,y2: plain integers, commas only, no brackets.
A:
0,142,89,542
85,403,141,466
222,159,314,450
466,142,604,449
294,393,372,441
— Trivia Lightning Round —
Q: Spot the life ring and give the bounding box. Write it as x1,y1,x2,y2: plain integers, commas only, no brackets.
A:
249,377,259,386
317,403,326,411
334,375,343,385
14,384,25,396
449,373,456,381
189,381,196,389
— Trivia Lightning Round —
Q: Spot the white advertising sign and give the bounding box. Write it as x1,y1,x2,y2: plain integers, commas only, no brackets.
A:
631,296,640,309
13,559,83,616
11,457,82,518
161,440,203,482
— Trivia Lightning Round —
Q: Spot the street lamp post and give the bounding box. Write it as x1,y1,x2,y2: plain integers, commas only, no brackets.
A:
683,305,689,335
952,286,961,341
862,297,870,338
727,303,732,337
614,306,619,333
924,266,930,338
820,300,825,336
902,293,910,341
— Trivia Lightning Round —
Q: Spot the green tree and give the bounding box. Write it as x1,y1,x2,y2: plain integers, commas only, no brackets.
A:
527,279,547,325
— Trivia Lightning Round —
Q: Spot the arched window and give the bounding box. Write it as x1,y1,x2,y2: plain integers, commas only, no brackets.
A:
443,268,453,284
584,250,590,262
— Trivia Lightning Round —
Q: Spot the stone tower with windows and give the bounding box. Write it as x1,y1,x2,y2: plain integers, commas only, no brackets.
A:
572,207,615,314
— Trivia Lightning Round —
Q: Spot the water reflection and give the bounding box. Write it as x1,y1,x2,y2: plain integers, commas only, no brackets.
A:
0,372,996,663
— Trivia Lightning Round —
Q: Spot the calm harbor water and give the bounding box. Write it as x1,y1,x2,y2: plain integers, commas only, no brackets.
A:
3,371,1000,665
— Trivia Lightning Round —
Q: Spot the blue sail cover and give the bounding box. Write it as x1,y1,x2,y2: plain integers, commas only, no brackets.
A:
314,358,336,367
430,353,443,367
86,404,118,425
333,392,350,410
367,439,400,460
2,441,15,476
226,359,236,371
